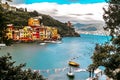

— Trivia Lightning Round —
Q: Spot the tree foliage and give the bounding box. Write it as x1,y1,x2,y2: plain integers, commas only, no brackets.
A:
0,53,45,80
0,4,8,43
103,0,120,38
0,4,13,45
89,0,120,80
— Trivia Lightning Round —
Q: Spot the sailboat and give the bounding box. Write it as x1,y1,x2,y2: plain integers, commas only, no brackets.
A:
67,66,75,78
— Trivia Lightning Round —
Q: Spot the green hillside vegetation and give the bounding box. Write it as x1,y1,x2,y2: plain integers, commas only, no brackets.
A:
4,8,80,37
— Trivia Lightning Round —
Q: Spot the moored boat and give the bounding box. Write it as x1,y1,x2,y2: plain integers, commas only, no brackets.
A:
44,40,62,44
67,72,75,78
0,43,6,47
67,66,75,78
69,61,79,67
39,43,46,45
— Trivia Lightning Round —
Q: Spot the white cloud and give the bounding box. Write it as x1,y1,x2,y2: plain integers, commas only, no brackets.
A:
13,2,108,23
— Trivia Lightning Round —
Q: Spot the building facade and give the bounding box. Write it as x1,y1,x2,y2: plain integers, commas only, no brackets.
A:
6,18,60,42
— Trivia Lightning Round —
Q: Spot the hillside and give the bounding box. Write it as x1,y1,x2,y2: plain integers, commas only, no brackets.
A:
4,9,80,37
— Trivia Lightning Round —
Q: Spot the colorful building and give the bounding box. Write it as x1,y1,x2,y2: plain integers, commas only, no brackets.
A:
28,18,40,27
6,24,14,39
32,27,40,40
22,26,33,41
39,27,47,40
19,29,24,40
46,27,52,40
6,18,61,42
13,29,19,40
51,27,58,40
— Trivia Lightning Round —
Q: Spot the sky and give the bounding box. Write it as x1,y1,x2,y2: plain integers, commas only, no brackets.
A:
25,0,105,4
9,0,106,4
8,0,107,23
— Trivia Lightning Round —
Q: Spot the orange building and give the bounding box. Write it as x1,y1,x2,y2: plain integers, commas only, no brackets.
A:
28,18,40,27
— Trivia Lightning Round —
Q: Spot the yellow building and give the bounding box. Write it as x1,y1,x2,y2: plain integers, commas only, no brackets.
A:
19,29,24,40
39,27,47,40
6,24,14,39
6,29,13,39
28,18,40,26
23,26,29,38
22,26,33,41
45,27,52,40
45,27,59,40
51,27,58,35
51,27,59,40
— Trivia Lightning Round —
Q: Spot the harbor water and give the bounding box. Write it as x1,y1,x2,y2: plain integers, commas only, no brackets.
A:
0,34,111,80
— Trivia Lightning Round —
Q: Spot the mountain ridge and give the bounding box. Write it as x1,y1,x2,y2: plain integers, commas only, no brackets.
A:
74,22,109,35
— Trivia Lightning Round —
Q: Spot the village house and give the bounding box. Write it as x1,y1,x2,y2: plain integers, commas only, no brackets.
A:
1,2,16,11
6,18,60,42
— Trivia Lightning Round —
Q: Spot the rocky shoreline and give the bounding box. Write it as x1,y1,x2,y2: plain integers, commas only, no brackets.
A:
61,32,80,37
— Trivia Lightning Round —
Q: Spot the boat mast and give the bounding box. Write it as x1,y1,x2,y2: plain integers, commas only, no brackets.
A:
69,66,72,73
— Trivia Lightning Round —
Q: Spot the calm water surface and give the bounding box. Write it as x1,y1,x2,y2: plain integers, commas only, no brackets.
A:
0,34,111,80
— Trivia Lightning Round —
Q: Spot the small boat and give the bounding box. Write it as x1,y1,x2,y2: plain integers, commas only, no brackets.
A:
51,40,62,44
39,43,46,45
44,40,62,44
67,67,75,78
55,41,62,44
0,43,6,47
69,61,79,67
67,72,74,78
86,77,95,80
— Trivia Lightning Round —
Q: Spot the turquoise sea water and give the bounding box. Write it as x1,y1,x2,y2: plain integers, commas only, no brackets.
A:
0,34,111,80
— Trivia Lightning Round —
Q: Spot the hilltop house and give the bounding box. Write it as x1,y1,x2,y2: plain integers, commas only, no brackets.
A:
1,2,16,11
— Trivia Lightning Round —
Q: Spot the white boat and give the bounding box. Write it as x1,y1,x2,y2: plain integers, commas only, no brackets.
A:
67,72,74,77
74,69,86,72
56,41,62,44
51,40,62,44
67,67,75,78
86,78,95,80
0,43,6,47
44,40,62,44
39,43,46,45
